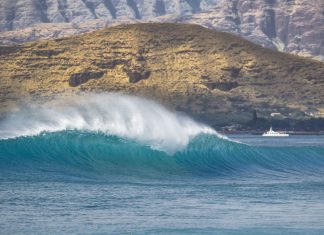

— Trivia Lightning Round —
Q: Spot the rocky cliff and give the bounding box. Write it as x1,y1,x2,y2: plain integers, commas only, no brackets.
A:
0,0,323,61
0,23,323,129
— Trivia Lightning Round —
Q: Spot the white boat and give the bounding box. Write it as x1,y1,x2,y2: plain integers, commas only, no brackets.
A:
262,127,289,137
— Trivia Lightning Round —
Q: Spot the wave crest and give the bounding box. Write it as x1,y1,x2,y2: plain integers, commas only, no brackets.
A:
0,93,217,154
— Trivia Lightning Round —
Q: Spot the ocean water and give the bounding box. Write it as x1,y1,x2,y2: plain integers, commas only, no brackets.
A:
1,94,324,234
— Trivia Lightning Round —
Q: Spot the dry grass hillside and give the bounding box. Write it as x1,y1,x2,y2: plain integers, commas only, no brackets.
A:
0,23,323,127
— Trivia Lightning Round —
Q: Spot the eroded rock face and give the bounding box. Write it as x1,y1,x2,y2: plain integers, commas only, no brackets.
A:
0,23,323,127
69,71,104,87
0,0,323,61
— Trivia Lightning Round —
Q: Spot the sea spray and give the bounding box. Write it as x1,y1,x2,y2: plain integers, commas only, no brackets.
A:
0,93,216,154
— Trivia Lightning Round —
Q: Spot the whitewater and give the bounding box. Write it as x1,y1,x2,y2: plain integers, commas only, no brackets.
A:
1,93,324,234
0,93,216,154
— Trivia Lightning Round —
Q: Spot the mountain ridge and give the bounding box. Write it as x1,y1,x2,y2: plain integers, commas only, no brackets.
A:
0,0,323,61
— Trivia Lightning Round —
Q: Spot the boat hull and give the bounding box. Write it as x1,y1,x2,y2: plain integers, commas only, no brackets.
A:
262,134,289,137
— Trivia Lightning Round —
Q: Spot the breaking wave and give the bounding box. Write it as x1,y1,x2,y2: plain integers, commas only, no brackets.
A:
0,93,324,180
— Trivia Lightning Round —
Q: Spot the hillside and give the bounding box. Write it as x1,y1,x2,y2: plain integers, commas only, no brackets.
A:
0,0,323,61
0,23,324,129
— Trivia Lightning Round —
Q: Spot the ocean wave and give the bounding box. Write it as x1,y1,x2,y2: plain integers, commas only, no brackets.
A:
1,131,324,179
1,93,324,179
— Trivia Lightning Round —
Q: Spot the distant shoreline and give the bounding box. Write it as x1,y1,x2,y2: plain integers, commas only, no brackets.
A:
220,131,324,136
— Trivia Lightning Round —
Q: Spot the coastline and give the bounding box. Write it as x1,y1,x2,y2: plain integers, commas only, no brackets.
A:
219,131,324,136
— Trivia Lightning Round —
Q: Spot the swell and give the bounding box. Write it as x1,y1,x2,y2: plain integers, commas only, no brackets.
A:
0,93,324,179
1,131,324,179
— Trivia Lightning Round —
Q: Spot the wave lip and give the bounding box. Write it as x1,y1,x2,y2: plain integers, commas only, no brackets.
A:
0,93,217,154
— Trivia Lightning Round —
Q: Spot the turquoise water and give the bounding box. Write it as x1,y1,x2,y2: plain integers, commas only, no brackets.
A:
1,94,324,234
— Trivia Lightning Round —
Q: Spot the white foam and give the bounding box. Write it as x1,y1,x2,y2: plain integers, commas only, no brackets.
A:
0,93,219,154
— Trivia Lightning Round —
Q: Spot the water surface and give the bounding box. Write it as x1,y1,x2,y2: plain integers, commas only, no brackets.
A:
1,94,324,234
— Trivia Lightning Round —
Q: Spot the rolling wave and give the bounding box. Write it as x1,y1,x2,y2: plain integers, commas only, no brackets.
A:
0,93,324,179
1,131,324,179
